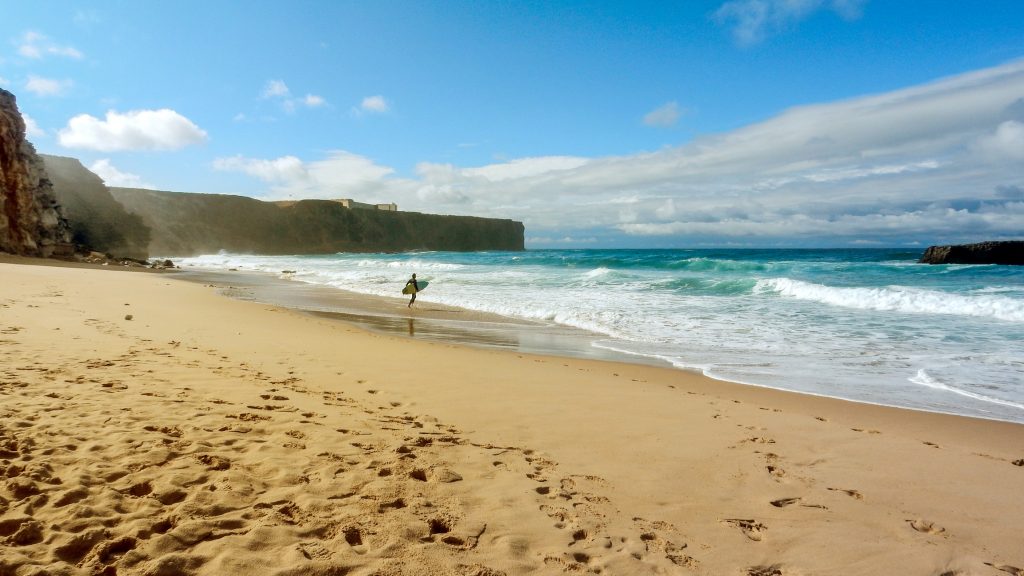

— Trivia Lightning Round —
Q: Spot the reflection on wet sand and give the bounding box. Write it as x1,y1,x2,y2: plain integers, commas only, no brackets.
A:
310,310,522,349
175,268,668,367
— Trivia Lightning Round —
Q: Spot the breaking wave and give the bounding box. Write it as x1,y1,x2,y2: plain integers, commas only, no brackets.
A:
756,278,1024,322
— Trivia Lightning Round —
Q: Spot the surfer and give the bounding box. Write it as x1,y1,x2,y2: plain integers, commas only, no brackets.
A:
405,273,419,307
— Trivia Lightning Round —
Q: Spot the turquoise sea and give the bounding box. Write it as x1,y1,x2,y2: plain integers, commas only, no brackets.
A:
176,249,1024,424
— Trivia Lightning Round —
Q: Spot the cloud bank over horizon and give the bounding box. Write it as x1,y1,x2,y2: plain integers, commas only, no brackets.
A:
213,58,1024,247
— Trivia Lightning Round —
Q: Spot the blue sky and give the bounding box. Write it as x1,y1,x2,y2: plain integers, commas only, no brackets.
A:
2,1,1023,248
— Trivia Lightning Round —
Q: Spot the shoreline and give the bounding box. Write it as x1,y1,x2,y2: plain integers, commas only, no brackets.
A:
174,267,676,369
2,257,1022,575
177,265,1024,426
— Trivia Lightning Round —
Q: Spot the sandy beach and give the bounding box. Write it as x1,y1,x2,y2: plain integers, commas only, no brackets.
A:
1,257,1022,576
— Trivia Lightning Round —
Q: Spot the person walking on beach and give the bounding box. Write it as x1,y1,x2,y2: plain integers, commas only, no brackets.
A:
406,273,419,308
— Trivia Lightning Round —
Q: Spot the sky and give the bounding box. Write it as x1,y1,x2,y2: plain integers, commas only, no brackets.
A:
2,1,1023,248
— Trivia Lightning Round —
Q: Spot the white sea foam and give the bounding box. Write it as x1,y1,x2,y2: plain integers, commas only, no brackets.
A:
171,251,1024,423
910,369,1024,411
354,259,464,270
756,278,1024,322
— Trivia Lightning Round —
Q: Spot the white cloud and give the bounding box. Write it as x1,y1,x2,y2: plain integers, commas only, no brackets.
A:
526,236,599,246
643,101,682,127
357,95,390,114
973,120,1024,161
25,75,73,97
0,76,9,87
261,79,290,98
220,58,1024,246
655,199,676,219
17,31,83,60
58,109,208,151
89,159,154,189
260,80,326,112
715,0,867,45
302,94,326,107
213,151,401,201
458,156,589,181
21,113,45,138
213,155,307,183
616,204,1024,239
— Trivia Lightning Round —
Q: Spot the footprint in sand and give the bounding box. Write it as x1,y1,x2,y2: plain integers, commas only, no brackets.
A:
0,516,44,545
764,453,786,479
748,565,784,576
907,519,945,535
828,487,863,500
985,563,1024,576
723,518,767,541
194,454,231,471
770,497,828,510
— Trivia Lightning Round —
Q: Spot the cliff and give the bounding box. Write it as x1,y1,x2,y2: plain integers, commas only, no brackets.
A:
920,241,1024,265
40,155,150,259
0,89,72,256
110,187,525,256
3,86,521,258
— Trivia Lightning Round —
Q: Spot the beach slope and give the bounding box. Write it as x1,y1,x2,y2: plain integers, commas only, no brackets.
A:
1,259,1021,575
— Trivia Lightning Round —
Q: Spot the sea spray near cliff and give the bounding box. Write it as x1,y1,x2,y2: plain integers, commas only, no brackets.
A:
175,248,1024,423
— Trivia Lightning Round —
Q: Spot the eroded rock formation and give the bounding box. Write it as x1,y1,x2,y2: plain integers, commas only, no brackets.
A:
919,241,1024,265
41,155,150,260
0,89,71,256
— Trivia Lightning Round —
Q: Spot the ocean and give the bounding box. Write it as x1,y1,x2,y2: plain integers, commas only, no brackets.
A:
174,249,1024,424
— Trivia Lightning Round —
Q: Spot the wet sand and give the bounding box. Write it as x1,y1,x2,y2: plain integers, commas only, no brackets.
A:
176,268,667,366
2,257,1023,575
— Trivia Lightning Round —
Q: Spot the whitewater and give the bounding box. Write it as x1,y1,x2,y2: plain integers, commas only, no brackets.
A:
174,249,1024,424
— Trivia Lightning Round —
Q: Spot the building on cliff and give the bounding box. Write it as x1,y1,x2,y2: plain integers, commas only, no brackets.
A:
333,198,397,211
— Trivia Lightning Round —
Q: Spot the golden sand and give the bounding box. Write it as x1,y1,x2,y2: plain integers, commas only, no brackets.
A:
1,258,1022,575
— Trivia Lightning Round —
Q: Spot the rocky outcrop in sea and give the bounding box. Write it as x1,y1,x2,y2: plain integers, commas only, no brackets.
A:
0,89,72,257
919,241,1024,265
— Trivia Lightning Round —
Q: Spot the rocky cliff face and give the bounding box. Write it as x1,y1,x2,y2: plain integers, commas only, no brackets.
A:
41,155,150,259
0,89,71,256
919,241,1024,265
110,187,525,256
1,89,522,258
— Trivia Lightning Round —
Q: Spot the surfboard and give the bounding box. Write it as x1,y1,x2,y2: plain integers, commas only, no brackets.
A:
402,280,428,295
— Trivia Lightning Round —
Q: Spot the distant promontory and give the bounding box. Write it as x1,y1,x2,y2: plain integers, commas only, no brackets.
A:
107,186,524,257
3,85,524,261
919,241,1024,265
37,155,523,259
